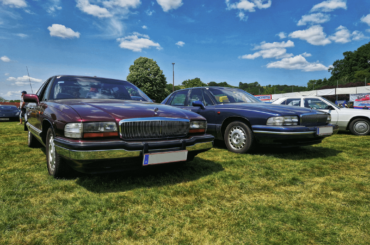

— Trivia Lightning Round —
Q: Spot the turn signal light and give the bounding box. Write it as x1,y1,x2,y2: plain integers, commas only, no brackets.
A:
84,132,119,138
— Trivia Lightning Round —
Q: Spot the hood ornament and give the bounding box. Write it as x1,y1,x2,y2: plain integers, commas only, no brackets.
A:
154,107,159,115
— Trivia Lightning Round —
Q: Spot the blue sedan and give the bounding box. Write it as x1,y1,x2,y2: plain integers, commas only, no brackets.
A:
0,105,20,121
162,87,339,153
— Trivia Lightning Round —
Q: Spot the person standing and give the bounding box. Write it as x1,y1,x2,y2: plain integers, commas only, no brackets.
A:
19,91,27,125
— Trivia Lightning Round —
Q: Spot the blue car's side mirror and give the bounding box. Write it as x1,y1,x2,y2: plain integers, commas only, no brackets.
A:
192,100,205,109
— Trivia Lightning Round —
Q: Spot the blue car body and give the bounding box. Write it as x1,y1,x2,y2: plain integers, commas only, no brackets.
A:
162,87,339,147
0,105,20,121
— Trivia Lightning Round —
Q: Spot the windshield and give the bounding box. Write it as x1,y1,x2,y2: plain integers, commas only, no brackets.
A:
0,106,18,110
321,97,340,109
209,88,261,104
49,77,152,102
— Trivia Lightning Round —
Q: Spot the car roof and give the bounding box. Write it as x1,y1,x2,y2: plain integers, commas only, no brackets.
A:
174,86,240,93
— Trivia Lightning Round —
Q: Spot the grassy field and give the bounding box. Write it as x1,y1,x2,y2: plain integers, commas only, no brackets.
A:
0,122,370,244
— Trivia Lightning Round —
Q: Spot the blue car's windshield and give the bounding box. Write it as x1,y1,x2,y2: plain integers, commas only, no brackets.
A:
209,88,261,104
49,77,152,102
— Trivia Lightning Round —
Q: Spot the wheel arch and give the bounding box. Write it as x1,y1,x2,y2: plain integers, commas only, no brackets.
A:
221,116,252,140
41,119,54,144
346,116,370,130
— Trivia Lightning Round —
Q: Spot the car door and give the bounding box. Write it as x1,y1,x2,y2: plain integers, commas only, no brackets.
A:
303,98,339,124
187,88,217,135
34,78,54,131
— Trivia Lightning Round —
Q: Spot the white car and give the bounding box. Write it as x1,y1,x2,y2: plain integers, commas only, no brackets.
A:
273,96,370,135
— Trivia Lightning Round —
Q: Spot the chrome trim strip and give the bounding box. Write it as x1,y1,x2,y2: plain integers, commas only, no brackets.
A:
253,130,314,135
55,145,141,160
186,141,213,151
119,117,190,123
27,122,42,135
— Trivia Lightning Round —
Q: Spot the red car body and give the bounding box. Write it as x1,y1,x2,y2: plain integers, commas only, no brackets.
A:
24,75,213,177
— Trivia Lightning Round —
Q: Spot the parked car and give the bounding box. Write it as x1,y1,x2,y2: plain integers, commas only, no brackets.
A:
162,87,338,153
23,75,214,178
272,96,370,135
0,105,20,121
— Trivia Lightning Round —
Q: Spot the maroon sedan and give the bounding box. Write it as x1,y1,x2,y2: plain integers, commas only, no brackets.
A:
24,75,214,178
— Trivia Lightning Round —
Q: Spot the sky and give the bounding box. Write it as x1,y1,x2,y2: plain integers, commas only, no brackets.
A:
1,0,370,100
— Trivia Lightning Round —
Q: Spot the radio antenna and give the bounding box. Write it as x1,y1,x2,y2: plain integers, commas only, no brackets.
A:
26,66,33,93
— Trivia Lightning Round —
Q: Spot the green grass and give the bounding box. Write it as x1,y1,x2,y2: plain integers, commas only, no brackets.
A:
1,122,370,244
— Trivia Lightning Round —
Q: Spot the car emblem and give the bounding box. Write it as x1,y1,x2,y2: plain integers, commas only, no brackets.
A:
154,107,159,115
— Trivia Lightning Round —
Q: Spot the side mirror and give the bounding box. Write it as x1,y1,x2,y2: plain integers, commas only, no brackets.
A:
192,100,205,109
152,99,156,103
23,94,39,105
327,105,334,110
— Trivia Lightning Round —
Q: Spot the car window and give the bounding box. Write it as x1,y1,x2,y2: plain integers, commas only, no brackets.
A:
41,77,54,101
203,90,214,106
209,88,260,104
188,89,203,106
170,90,188,106
36,81,48,98
284,98,301,107
304,98,328,109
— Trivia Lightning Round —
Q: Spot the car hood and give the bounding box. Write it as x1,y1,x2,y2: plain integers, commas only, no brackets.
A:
52,99,205,122
216,103,318,116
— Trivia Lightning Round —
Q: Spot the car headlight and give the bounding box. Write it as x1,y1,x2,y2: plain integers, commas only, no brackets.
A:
326,114,331,123
189,120,207,133
267,116,299,126
65,122,118,138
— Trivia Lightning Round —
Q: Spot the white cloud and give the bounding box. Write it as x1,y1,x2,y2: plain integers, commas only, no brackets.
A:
329,25,351,43
254,40,294,50
226,0,271,20
156,0,183,12
328,26,368,43
5,73,10,76
76,0,113,18
176,41,185,47
116,32,161,52
1,56,10,62
267,55,329,72
142,25,147,29
45,0,62,14
15,33,27,38
302,52,312,57
311,0,346,12
361,14,370,26
0,0,27,8
146,9,154,15
240,40,294,60
289,25,331,46
6,90,21,97
48,24,80,39
7,76,43,86
352,30,367,41
277,32,286,39
102,0,141,9
297,13,330,26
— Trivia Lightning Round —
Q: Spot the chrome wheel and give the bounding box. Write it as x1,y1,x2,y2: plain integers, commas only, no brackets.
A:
48,134,56,172
353,120,370,135
228,126,246,150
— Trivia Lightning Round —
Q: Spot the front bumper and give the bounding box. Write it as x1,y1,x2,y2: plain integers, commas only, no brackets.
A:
54,135,214,173
252,124,339,146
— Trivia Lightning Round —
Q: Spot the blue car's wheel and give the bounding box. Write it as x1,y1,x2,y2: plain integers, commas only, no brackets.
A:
224,121,253,153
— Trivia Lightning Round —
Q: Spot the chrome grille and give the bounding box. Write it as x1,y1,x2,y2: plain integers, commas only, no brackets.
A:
119,118,189,139
300,114,327,126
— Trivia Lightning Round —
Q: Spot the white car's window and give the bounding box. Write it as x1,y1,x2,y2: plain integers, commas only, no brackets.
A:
304,98,328,109
282,98,301,107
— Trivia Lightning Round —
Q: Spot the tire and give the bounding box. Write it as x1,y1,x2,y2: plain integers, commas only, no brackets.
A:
24,123,28,131
349,118,370,136
186,153,196,162
27,130,42,148
46,128,73,178
224,121,253,153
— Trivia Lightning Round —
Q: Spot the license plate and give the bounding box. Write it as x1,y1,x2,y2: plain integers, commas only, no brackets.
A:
143,150,188,166
317,126,333,136
0,118,9,121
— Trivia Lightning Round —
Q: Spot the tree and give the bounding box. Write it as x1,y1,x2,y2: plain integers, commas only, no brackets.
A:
0,96,6,102
182,78,206,88
126,57,167,102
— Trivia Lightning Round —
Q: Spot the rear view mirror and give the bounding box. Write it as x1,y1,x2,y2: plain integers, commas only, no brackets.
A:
192,100,205,109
